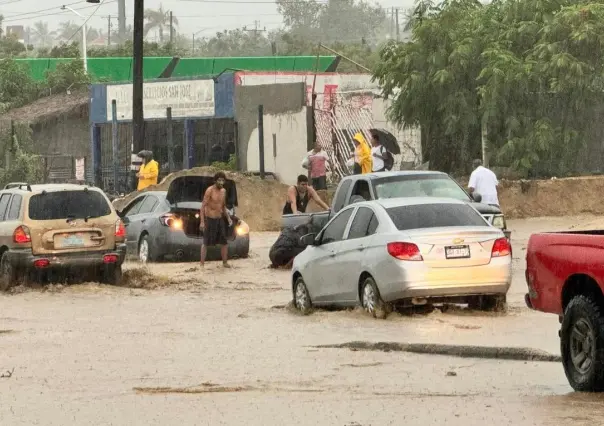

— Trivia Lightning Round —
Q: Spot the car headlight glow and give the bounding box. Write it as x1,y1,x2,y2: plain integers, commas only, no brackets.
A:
492,215,506,229
236,220,250,236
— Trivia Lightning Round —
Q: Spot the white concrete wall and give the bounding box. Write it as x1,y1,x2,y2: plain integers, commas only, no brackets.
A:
246,107,308,185
235,72,422,168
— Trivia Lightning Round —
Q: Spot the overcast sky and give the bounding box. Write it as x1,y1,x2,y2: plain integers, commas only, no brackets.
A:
2,0,416,39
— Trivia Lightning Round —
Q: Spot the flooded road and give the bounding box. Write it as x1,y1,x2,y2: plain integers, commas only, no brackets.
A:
1,216,603,425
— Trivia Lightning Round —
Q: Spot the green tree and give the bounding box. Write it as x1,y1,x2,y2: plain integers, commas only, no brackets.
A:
144,5,178,42
44,59,90,92
374,0,604,176
31,21,55,48
277,0,387,44
0,33,27,57
0,59,38,111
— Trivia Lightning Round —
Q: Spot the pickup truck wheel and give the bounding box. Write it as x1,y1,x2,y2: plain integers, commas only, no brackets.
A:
561,295,604,392
0,254,17,291
361,276,391,320
293,276,312,315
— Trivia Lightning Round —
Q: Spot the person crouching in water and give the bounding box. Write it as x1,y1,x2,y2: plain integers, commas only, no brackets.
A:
269,223,310,269
283,174,329,214
199,172,233,268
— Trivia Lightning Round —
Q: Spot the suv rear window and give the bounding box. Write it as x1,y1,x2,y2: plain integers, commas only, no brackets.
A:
28,190,111,220
387,204,487,231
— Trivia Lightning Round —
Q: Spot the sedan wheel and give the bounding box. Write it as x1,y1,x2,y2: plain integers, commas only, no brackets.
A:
294,277,312,315
138,236,150,263
361,276,390,320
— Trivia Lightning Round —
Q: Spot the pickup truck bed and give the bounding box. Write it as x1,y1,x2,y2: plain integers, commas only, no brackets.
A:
283,211,332,234
526,229,604,392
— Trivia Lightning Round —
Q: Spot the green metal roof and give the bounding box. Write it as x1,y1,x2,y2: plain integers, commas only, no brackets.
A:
16,56,338,82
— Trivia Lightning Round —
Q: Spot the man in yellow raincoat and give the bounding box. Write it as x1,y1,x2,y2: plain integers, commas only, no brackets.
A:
351,132,372,174
136,150,159,190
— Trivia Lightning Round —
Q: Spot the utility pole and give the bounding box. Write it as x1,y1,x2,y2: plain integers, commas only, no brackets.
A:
391,7,394,39
169,11,173,43
107,15,111,46
243,20,266,36
395,8,400,41
133,0,144,155
118,0,126,41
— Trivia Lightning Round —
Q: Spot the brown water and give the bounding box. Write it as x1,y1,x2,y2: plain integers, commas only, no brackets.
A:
1,216,603,425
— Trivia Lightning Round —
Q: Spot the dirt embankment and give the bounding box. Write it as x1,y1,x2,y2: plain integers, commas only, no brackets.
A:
113,167,289,231
497,176,604,219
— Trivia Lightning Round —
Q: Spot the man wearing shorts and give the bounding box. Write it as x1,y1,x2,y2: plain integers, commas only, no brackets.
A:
199,171,233,268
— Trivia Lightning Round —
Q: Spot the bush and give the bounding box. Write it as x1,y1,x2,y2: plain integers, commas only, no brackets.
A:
210,154,237,171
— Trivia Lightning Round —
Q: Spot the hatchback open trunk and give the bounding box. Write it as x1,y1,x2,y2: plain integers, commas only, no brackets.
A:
166,176,238,238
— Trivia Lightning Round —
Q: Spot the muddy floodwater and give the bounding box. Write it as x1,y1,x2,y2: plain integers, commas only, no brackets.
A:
2,216,604,425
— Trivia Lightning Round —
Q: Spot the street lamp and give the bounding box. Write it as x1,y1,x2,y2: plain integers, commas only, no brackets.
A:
60,5,87,73
192,29,206,55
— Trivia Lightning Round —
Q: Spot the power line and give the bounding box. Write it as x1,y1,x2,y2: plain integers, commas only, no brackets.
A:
3,1,116,22
65,0,108,42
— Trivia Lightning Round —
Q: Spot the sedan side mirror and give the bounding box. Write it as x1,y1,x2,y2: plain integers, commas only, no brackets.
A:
300,233,318,246
472,192,482,203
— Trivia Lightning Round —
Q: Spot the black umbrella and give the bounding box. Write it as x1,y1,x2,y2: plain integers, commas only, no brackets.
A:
370,128,401,155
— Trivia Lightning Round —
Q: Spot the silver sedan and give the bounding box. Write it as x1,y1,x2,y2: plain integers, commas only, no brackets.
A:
291,197,512,318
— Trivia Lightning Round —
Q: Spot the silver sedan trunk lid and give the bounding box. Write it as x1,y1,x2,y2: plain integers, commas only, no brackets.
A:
404,226,504,267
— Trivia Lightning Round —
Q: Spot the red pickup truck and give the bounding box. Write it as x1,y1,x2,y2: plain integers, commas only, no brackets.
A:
526,230,604,392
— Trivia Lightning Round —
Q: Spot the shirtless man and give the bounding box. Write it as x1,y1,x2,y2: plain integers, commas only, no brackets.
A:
199,172,233,268
283,174,329,215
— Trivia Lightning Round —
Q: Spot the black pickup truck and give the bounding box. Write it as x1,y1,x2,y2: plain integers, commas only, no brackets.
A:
282,171,511,239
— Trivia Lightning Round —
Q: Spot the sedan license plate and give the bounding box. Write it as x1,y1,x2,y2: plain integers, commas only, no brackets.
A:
445,245,470,259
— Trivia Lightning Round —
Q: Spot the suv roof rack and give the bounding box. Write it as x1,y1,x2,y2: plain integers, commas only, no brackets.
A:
4,182,31,191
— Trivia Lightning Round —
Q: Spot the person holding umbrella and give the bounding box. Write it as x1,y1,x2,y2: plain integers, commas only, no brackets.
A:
136,150,159,190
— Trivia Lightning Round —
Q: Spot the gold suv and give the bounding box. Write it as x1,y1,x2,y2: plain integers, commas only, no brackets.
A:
0,183,127,291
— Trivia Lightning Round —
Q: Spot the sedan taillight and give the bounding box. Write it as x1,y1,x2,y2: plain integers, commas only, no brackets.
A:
387,242,423,261
491,237,511,257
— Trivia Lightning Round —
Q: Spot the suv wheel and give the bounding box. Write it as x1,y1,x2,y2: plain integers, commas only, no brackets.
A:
0,254,17,291
561,295,604,391
101,265,123,286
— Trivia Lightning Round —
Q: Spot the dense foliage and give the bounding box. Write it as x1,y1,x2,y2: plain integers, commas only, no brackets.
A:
374,0,604,176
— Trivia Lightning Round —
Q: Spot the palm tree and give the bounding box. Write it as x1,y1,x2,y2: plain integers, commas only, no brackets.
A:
144,5,178,42
31,21,56,47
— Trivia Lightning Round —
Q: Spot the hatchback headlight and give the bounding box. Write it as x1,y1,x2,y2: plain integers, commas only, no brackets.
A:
236,220,250,236
492,214,506,229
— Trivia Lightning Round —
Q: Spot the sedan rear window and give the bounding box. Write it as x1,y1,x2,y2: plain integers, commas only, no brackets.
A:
29,191,111,220
387,204,487,231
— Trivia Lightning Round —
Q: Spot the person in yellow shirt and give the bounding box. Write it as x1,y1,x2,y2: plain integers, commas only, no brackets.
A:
350,132,372,174
136,150,159,190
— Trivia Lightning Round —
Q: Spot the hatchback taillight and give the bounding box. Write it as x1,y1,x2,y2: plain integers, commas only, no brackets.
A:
387,242,423,261
115,220,125,238
13,225,31,244
491,237,511,257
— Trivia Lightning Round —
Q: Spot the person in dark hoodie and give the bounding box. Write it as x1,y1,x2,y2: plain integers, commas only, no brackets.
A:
269,222,311,269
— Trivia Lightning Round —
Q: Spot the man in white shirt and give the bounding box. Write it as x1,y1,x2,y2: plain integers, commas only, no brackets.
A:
370,130,386,172
468,159,499,206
